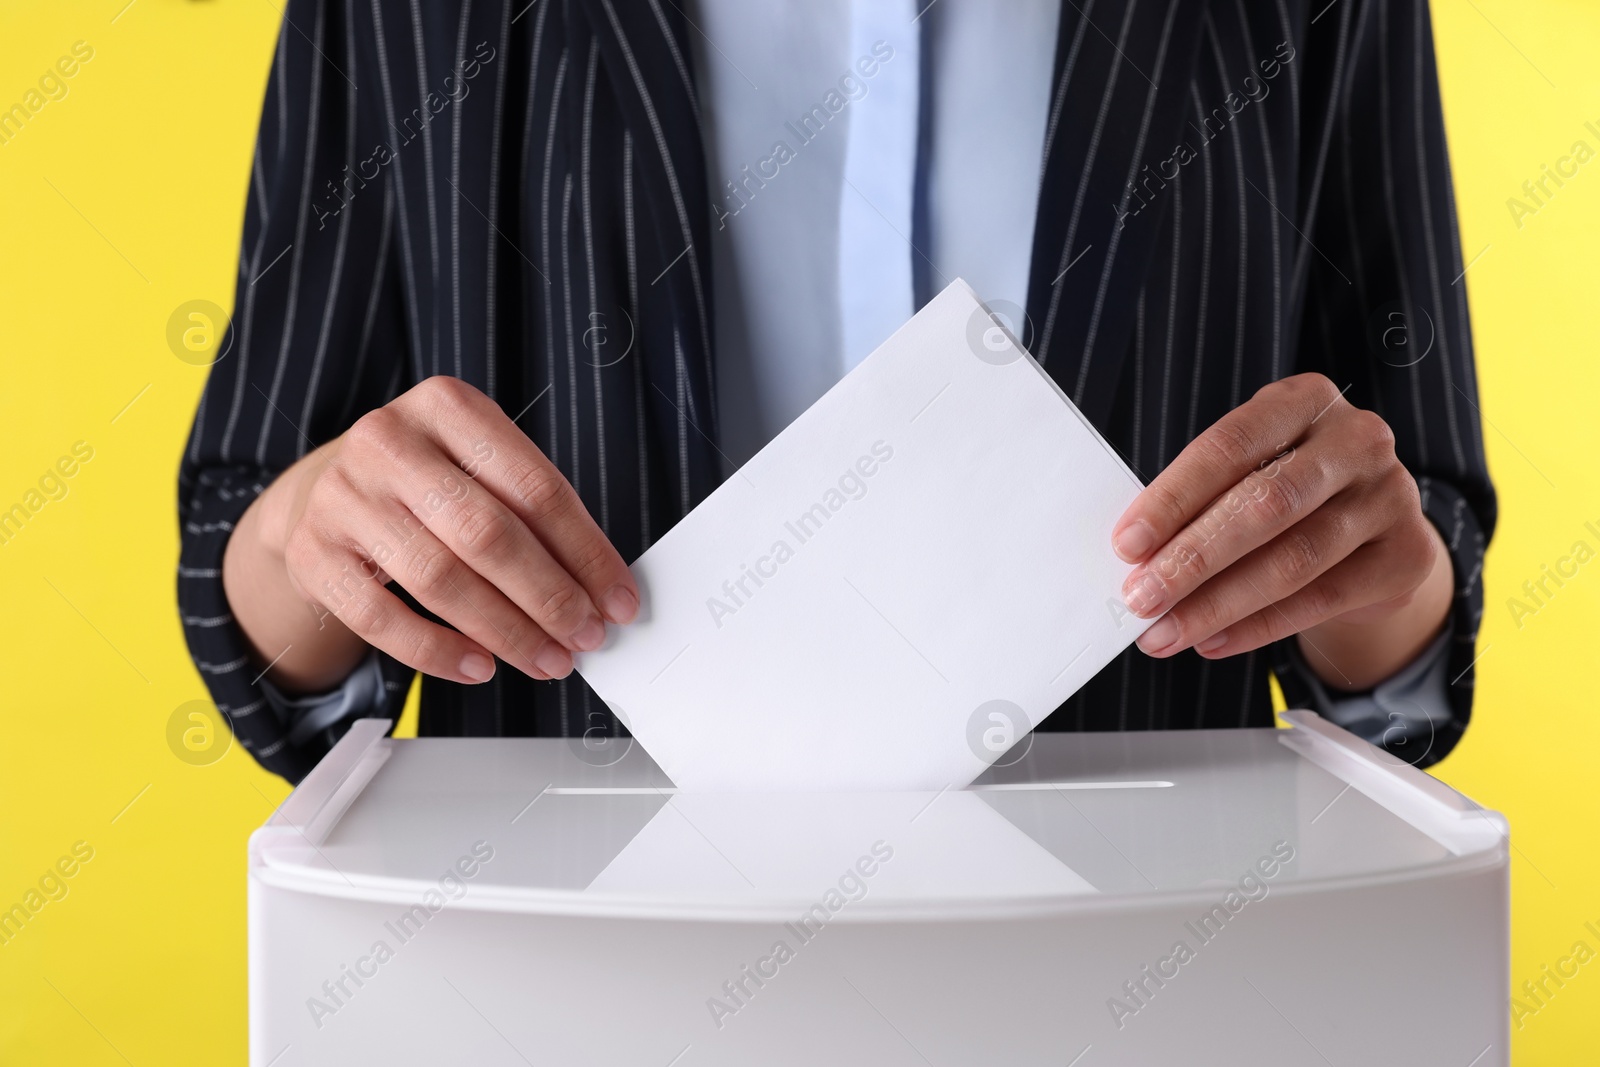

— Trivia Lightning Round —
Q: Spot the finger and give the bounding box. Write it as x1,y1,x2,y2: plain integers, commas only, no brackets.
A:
348,408,609,653
1190,541,1402,661
1120,433,1348,619
1112,374,1343,562
292,532,498,685
406,376,640,624
351,501,574,680
1133,492,1379,657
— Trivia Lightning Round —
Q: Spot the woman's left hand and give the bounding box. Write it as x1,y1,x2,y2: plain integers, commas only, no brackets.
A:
1111,372,1452,690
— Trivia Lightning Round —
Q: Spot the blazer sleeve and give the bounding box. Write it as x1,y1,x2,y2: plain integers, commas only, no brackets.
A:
176,0,417,783
1274,0,1495,767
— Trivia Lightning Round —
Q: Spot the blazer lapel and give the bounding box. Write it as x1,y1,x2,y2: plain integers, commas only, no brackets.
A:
1025,0,1212,432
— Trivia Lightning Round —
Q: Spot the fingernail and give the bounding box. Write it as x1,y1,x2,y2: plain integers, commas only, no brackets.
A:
459,651,495,682
599,584,639,624
536,643,573,678
1137,616,1180,655
570,616,607,652
1196,631,1229,655
1114,520,1156,563
1123,572,1166,617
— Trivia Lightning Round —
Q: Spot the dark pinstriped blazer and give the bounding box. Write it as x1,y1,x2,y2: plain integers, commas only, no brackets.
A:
178,0,1494,783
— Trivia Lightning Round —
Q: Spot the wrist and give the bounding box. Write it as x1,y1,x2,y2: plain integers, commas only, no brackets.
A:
1298,521,1453,691
253,443,337,560
222,476,295,647
222,448,369,693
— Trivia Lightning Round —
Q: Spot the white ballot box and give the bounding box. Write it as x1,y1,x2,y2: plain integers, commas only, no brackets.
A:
248,713,1509,1066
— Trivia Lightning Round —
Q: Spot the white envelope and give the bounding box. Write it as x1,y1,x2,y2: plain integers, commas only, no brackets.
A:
574,279,1156,792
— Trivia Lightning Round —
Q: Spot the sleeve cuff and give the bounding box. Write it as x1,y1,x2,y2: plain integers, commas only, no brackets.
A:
1279,622,1456,768
260,650,390,749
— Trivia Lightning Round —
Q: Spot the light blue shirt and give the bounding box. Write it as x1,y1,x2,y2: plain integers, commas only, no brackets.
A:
691,0,1060,469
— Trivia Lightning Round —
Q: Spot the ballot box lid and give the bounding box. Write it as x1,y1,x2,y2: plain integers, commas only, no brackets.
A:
248,712,1507,923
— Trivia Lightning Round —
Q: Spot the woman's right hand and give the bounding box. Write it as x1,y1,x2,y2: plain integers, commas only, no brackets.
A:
222,376,639,693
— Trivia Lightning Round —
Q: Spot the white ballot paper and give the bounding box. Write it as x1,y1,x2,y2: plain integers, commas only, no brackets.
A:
574,279,1156,791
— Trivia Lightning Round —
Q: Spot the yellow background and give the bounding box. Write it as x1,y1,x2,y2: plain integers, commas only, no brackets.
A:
0,0,1595,1062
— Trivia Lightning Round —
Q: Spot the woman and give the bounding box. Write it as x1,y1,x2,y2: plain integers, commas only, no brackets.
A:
179,0,1492,783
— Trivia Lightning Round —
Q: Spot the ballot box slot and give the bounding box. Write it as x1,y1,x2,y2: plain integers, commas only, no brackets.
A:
541,781,1175,795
